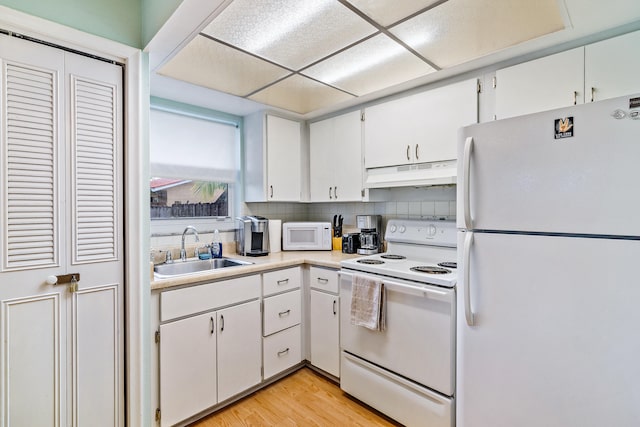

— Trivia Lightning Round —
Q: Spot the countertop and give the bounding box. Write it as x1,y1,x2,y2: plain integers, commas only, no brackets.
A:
150,250,360,291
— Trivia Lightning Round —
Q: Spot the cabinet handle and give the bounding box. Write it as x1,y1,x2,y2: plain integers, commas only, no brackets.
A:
220,314,225,332
277,278,289,286
329,187,333,199
573,90,577,106
406,145,410,161
415,144,419,161
278,309,291,317
277,348,290,357
210,317,214,335
317,277,328,284
590,87,595,103
334,186,337,199
333,300,337,315
270,185,273,198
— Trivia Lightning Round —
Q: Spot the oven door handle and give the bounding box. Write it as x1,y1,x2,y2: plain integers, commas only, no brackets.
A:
343,271,452,302
384,281,451,302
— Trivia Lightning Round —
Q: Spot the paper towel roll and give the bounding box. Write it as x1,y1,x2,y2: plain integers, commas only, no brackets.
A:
268,219,281,253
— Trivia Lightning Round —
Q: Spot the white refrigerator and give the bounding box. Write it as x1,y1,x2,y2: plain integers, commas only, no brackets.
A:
456,93,640,427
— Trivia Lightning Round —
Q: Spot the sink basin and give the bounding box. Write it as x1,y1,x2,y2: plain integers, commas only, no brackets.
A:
154,257,253,278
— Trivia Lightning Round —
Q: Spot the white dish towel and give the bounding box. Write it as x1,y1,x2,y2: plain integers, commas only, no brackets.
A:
350,275,386,331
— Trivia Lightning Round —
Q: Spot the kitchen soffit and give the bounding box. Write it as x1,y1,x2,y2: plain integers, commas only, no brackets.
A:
158,0,566,115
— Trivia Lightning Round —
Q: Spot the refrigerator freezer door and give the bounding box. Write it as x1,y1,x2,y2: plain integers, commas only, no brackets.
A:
457,93,640,236
456,231,640,427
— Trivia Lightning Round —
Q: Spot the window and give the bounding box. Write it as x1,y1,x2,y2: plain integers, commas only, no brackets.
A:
150,178,229,218
149,101,240,227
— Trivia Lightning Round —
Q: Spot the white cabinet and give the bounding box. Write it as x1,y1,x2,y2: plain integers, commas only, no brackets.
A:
495,31,640,119
262,267,302,379
216,300,262,402
585,30,640,103
364,79,478,169
158,276,261,426
159,312,217,427
244,112,302,202
495,47,584,119
309,267,340,377
309,110,364,202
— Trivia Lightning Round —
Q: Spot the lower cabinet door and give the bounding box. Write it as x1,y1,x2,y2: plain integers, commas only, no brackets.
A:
160,312,217,427
217,299,262,402
263,324,302,379
310,290,340,377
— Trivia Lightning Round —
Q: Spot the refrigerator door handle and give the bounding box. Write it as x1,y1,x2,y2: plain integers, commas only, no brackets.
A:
462,136,474,229
463,231,475,326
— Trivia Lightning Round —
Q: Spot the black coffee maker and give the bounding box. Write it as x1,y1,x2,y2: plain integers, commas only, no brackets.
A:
356,215,382,255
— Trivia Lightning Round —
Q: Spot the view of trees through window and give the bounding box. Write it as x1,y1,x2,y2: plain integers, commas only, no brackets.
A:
150,177,228,218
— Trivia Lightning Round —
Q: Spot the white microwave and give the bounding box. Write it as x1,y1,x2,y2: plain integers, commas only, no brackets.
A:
282,222,332,251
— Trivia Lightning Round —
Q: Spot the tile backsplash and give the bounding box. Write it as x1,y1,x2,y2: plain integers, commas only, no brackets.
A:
151,186,456,254
243,186,457,231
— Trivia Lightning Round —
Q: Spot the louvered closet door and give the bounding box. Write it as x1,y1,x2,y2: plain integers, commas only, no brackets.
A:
65,52,124,427
0,36,124,427
0,36,68,427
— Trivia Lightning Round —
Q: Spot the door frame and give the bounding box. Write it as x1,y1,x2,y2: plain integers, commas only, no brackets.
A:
0,6,150,427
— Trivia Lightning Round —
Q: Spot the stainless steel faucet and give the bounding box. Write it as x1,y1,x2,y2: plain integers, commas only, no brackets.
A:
180,226,200,261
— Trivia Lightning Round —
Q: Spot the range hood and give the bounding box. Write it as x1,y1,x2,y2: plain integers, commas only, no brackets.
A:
364,159,457,188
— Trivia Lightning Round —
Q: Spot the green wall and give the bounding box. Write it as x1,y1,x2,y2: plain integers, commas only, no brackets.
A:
141,0,182,48
0,0,142,47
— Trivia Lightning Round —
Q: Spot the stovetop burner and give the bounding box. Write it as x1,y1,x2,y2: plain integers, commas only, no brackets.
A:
438,262,457,269
380,254,406,260
410,266,451,274
357,259,385,265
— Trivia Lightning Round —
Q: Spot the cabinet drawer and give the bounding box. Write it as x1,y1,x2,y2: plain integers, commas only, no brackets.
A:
263,289,301,336
309,266,338,293
161,275,260,322
263,267,301,296
263,324,302,379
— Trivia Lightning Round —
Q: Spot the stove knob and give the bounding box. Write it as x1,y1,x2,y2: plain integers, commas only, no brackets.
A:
428,225,437,236
389,225,397,233
398,225,406,233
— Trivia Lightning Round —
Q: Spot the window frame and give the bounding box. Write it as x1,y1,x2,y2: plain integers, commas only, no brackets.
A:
149,97,242,235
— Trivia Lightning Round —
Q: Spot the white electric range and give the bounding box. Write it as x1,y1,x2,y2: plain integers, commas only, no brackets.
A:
341,218,457,287
339,219,457,427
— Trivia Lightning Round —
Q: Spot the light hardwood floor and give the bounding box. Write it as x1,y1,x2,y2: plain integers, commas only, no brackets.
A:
189,368,402,426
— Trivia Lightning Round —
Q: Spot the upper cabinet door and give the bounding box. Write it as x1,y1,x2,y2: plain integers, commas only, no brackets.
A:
309,110,363,202
364,79,478,169
495,47,584,120
364,91,427,168
414,79,478,163
309,117,335,202
585,30,640,103
244,112,302,202
332,110,363,201
266,115,301,201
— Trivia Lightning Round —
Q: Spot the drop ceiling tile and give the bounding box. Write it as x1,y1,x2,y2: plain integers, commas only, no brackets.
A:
202,0,378,70
346,0,444,27
157,35,291,97
303,34,435,96
390,0,566,68
248,74,355,114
